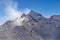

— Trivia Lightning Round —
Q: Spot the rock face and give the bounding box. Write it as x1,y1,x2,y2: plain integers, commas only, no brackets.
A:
0,10,60,40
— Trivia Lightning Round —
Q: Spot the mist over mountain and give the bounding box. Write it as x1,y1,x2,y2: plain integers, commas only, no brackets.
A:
0,9,60,40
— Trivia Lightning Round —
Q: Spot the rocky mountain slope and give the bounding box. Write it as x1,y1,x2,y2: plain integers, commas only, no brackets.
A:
0,10,60,40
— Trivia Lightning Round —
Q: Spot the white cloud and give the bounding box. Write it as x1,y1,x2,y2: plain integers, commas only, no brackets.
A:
0,0,22,25
5,0,22,20
5,4,21,20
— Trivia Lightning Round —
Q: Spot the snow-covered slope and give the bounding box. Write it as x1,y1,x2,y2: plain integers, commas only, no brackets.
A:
0,9,60,40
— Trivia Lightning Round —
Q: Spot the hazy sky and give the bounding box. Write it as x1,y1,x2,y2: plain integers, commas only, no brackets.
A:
0,0,60,25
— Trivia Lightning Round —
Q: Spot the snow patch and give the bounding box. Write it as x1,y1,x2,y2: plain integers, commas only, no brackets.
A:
22,8,31,15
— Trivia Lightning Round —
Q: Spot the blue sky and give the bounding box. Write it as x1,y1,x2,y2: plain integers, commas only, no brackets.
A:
0,0,60,25
15,0,60,16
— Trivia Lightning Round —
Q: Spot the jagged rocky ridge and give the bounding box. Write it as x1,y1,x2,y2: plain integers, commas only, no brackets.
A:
0,10,60,40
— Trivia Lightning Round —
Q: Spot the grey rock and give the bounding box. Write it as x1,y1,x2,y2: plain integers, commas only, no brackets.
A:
0,10,60,40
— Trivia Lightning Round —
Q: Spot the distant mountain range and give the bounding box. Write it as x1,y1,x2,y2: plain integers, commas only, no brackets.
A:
0,9,60,40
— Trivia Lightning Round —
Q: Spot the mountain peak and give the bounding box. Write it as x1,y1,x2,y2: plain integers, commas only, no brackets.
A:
26,10,42,17
22,8,42,16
